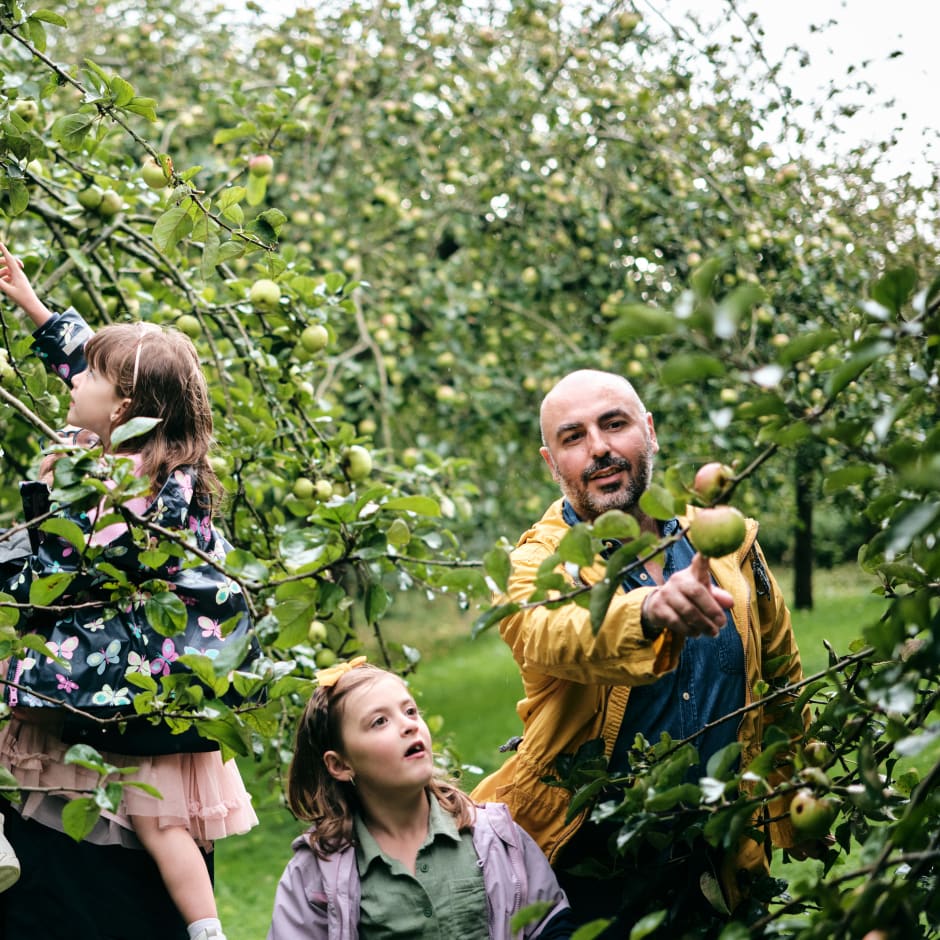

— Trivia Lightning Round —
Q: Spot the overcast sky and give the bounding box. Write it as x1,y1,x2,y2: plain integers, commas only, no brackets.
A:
253,0,937,184
644,0,938,184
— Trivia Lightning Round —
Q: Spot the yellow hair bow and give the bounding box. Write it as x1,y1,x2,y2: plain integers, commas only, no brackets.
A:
316,655,368,688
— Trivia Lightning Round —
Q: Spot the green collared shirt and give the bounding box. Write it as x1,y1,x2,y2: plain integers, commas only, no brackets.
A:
354,797,488,939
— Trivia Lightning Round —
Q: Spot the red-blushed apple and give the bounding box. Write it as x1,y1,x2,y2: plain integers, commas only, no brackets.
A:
693,462,735,503
790,787,837,839
248,154,274,177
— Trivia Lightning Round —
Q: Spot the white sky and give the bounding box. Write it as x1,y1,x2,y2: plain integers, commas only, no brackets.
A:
252,0,938,185
643,0,938,185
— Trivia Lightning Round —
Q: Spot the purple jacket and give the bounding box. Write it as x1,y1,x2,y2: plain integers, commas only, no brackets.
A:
267,801,570,940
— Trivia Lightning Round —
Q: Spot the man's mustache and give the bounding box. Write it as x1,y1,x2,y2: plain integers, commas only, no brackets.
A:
582,455,632,484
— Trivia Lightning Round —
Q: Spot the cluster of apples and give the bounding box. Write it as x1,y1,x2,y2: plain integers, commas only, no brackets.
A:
688,462,747,558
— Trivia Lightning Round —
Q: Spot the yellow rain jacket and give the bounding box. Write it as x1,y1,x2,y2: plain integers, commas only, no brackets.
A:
471,499,804,910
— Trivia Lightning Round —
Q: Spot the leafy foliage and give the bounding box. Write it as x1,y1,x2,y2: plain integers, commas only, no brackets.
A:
0,0,938,935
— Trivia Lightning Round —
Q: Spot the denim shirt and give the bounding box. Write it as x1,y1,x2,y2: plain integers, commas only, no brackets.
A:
561,501,745,775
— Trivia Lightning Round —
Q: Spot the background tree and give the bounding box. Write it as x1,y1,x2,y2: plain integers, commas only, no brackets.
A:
1,0,938,934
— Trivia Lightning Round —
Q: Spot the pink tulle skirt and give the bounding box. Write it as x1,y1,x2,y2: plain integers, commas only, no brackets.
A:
0,717,258,850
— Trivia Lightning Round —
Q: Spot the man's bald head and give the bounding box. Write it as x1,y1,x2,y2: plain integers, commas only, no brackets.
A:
539,370,646,446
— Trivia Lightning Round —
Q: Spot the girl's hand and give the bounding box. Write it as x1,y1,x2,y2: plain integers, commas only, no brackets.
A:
0,242,54,327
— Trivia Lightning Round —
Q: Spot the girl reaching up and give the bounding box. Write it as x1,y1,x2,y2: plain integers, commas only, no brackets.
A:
0,241,257,940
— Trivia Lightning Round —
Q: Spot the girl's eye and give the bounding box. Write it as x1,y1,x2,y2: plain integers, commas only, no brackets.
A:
370,715,387,728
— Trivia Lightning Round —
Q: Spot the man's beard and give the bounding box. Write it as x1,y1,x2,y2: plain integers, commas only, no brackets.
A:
562,444,655,521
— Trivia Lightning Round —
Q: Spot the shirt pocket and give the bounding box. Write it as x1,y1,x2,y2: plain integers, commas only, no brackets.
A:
716,622,745,675
444,876,489,939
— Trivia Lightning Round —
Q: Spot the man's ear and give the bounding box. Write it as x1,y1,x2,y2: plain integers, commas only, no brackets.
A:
540,445,560,481
323,750,354,783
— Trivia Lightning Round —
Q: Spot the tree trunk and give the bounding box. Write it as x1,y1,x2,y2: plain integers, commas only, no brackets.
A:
793,446,814,610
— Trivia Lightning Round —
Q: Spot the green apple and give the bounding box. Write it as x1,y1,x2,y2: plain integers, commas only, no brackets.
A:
789,788,837,839
300,323,329,353
693,462,735,504
803,741,832,768
306,620,327,644
314,648,337,669
98,189,124,217
521,265,539,285
141,156,171,189
0,349,16,384
386,518,411,547
176,314,201,338
688,506,747,558
344,444,373,481
12,98,39,123
314,479,334,501
292,476,315,500
249,278,281,310
248,154,274,177
77,186,104,211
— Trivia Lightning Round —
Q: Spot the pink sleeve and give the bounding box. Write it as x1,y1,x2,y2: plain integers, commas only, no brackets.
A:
87,455,151,547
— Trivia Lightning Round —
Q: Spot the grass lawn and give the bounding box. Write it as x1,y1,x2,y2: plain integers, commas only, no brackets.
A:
216,563,890,939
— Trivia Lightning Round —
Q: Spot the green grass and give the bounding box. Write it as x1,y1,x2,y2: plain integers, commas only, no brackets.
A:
216,564,887,939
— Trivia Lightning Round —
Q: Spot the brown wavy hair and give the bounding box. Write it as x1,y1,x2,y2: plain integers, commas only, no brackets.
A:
287,663,476,857
83,322,221,508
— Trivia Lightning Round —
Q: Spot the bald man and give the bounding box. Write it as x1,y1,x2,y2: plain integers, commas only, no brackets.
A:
472,370,805,932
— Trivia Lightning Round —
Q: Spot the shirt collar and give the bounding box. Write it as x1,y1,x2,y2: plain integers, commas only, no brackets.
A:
354,792,461,873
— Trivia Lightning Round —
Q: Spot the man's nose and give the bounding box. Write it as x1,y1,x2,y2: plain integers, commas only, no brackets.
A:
585,426,609,457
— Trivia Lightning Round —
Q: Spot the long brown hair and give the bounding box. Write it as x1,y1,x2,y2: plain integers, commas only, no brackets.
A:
83,322,221,507
287,664,476,857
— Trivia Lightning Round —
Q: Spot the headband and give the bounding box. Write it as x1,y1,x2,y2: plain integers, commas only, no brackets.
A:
316,655,368,688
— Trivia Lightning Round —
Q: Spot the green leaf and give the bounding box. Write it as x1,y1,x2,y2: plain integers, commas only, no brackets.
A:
382,495,440,516
246,173,267,207
638,484,675,520
629,910,668,939
557,525,595,568
589,575,619,635
29,571,74,606
7,179,29,216
212,122,257,146
125,97,157,121
30,9,68,26
61,796,102,842
365,582,390,623
110,416,161,448
712,285,764,339
144,591,188,638
24,17,47,51
483,546,511,593
826,340,892,398
592,510,640,542
39,517,86,552
776,328,839,367
51,112,96,151
510,901,554,934
471,602,518,638
153,205,194,253
871,266,916,315
660,352,725,386
706,741,742,780
690,257,724,300
223,549,268,581
609,304,675,340
109,76,135,107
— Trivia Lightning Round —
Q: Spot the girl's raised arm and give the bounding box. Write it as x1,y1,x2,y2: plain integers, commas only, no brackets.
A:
0,242,55,328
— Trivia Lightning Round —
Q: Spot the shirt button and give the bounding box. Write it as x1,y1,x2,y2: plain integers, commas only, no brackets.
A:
419,862,429,873
682,692,690,701
423,908,433,918
639,573,648,580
